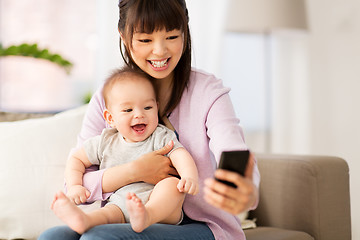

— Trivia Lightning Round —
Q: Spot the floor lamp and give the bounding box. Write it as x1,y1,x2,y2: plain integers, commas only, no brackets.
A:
225,0,308,152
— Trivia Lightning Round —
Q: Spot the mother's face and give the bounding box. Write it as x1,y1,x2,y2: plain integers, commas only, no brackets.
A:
125,28,184,81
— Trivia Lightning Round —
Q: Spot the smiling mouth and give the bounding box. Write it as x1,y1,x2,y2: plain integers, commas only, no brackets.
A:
132,124,146,133
148,58,169,68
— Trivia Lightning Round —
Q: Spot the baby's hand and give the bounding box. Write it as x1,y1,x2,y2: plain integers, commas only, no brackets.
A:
177,178,199,195
66,185,90,205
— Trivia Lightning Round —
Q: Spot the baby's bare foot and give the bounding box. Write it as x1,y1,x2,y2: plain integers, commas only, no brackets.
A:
126,192,149,233
51,191,90,234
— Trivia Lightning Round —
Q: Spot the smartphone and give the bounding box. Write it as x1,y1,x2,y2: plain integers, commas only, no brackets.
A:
215,150,250,188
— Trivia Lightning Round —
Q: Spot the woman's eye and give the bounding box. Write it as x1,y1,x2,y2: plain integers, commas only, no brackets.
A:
167,35,179,40
144,106,152,110
139,39,151,43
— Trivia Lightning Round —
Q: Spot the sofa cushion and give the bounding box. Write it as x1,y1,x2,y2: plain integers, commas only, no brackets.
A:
245,227,314,240
0,105,87,240
0,111,53,122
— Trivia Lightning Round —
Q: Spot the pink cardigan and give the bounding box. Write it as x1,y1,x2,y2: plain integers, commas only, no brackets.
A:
76,68,260,240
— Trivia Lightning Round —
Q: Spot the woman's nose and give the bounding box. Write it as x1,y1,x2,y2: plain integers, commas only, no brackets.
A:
152,40,167,56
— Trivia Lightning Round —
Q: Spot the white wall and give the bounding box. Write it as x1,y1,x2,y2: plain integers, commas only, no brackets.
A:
306,1,360,239
94,0,123,89
186,0,227,77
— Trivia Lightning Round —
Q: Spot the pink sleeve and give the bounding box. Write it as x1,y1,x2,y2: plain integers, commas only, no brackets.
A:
205,87,260,209
73,87,112,202
76,87,108,148
83,167,111,202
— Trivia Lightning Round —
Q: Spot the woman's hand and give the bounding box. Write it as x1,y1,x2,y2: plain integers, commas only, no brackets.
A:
102,141,178,192
204,153,258,215
133,140,179,185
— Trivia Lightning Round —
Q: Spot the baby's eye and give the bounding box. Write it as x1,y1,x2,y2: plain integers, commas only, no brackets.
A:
144,106,153,110
123,108,133,112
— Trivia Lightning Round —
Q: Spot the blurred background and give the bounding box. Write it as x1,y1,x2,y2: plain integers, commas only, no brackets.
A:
0,0,358,239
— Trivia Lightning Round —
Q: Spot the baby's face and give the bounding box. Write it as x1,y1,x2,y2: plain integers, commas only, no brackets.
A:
107,77,158,142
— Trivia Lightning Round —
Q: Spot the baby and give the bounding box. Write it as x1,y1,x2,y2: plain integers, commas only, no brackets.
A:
51,66,198,234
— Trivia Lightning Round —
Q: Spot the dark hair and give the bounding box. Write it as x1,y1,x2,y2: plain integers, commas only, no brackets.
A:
118,0,191,118
102,66,156,108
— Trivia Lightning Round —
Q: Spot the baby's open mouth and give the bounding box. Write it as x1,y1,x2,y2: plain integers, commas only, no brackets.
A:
132,124,146,133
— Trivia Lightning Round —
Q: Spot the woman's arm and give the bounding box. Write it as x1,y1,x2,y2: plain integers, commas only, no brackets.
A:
204,90,260,214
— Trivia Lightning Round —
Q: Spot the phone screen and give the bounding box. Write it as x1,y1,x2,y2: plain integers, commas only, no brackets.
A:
216,150,250,188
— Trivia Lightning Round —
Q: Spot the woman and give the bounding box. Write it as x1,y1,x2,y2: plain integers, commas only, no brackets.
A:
39,0,260,239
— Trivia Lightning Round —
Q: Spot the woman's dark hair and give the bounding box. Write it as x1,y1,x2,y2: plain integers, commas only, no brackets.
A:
118,0,191,118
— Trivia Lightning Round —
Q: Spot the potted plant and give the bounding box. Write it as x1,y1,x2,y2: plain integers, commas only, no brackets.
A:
0,43,72,73
0,43,74,111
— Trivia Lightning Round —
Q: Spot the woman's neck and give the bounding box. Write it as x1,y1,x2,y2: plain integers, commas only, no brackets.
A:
155,74,173,116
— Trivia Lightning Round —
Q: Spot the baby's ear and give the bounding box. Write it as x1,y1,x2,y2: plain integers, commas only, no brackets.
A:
103,109,114,127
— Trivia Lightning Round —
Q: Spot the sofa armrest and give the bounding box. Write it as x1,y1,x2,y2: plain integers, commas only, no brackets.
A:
249,154,351,240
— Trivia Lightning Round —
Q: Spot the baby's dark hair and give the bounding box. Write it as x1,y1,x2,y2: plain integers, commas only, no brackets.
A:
102,66,156,108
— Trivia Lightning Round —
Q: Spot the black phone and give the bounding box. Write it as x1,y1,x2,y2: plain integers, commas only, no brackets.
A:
215,150,250,188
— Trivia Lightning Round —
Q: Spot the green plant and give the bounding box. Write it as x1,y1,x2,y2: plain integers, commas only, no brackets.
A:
82,91,93,104
0,43,73,74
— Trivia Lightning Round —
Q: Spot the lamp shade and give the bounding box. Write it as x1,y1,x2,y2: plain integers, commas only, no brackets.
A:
226,0,308,33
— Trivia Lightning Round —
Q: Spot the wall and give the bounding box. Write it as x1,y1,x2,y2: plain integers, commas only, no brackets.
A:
307,1,360,239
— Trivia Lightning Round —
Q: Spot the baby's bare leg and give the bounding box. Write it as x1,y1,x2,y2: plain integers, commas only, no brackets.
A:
126,177,185,233
52,191,125,234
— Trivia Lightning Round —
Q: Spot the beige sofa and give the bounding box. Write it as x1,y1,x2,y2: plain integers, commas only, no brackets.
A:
245,154,352,240
0,106,352,240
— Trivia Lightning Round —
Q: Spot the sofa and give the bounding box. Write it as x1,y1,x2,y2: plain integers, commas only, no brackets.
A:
244,154,352,240
0,106,352,240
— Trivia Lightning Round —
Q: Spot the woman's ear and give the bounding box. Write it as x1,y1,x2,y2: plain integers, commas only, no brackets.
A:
119,31,125,43
119,31,129,51
103,109,114,127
